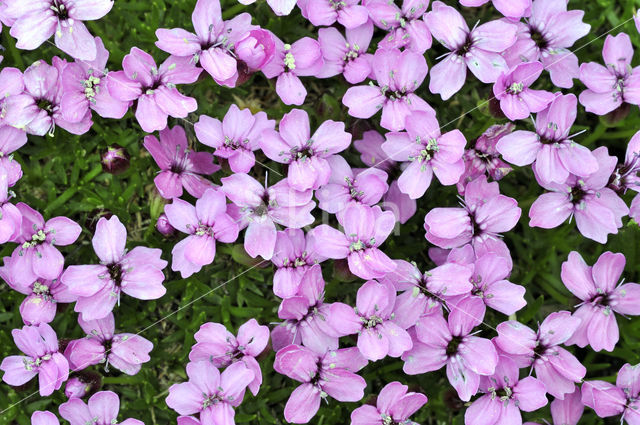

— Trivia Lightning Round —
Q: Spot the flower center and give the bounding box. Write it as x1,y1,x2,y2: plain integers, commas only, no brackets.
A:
50,0,69,20
446,335,463,356
22,229,48,249
507,82,524,95
362,315,383,329
83,75,102,101
108,263,123,286
530,27,549,50
409,137,439,163
283,44,296,71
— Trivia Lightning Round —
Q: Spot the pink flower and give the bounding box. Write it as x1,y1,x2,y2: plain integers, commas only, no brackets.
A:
195,104,275,174
496,94,598,185
351,381,428,425
60,391,144,425
560,251,640,352
0,168,22,244
221,174,315,260
312,203,397,280
154,0,253,87
495,311,586,399
260,109,351,191
274,344,367,424
165,361,254,425
300,0,368,29
0,123,27,187
61,215,167,320
108,48,201,132
1,323,69,396
609,130,640,194
6,0,113,60
189,318,269,396
493,62,555,121
235,29,277,74
528,147,629,243
317,23,374,84
366,0,432,53
425,1,517,100
550,386,584,425
64,376,90,399
459,0,531,19
144,125,219,199
0,67,28,128
64,313,153,375
402,297,498,401
581,363,640,425
382,110,467,199
464,356,548,425
343,48,434,131
164,188,239,278
31,411,59,425
354,130,396,172
579,33,640,115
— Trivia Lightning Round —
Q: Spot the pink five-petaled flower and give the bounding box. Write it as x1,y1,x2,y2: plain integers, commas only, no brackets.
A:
329,279,412,361
8,202,81,287
495,311,586,399
425,2,517,100
261,36,323,106
493,62,555,121
464,355,548,425
108,48,202,132
401,297,498,401
188,318,269,396
221,173,315,260
0,323,69,396
343,48,434,131
271,265,340,354
299,0,368,29
350,381,428,425
60,390,144,425
502,0,590,88
382,110,467,199
581,363,640,425
366,0,432,53
579,33,640,116
459,0,530,19
154,0,252,87
164,188,239,278
561,251,640,352
195,104,275,174
143,125,219,199
528,147,629,243
260,108,351,191
5,0,113,60
64,312,153,376
317,23,374,84
31,411,60,425
312,203,396,280
496,93,598,185
274,344,367,424
165,361,254,425
61,215,167,321
424,176,521,266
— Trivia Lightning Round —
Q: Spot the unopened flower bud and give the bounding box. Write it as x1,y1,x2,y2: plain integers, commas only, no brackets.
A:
101,145,130,175
156,213,175,236
236,29,276,72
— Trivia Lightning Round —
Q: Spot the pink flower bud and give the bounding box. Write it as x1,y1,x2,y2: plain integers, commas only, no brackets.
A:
156,213,175,236
65,377,90,399
235,29,275,72
101,145,130,175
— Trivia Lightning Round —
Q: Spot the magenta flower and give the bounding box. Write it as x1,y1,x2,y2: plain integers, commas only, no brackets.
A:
609,130,640,194
493,62,555,121
495,311,586,399
1,323,69,396
189,318,269,396
502,0,590,88
529,147,629,243
155,0,252,87
164,188,239,278
60,37,130,123
108,48,201,132
382,110,467,199
579,33,640,115
316,155,389,214
300,0,368,28
194,104,275,174
459,0,530,18
464,356,548,425
31,411,59,425
424,176,521,265
261,36,324,105
6,0,113,60
60,391,144,425
496,94,598,185
64,313,153,375
351,381,428,425
425,2,517,100
0,124,27,186
165,361,254,425
561,251,640,352
581,363,640,425
312,203,396,280
317,23,374,84
271,228,325,298
144,125,218,199
64,377,90,399
61,215,167,320
7,202,81,287
234,29,277,76
343,48,434,131
271,265,340,354
260,109,351,191
274,344,367,424
366,0,431,52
